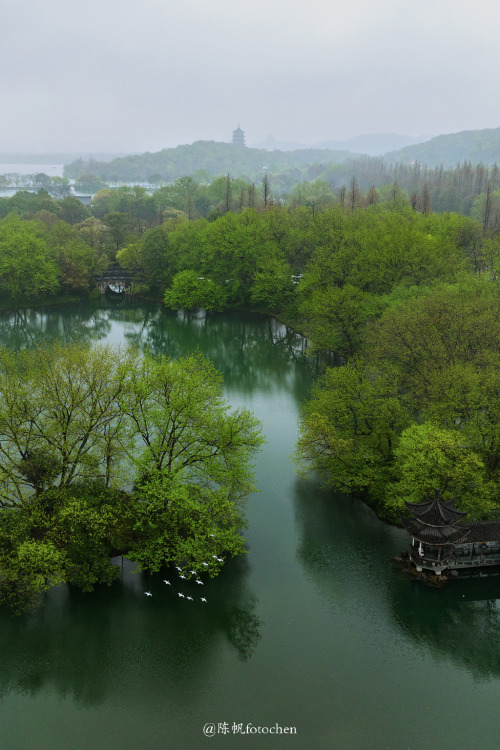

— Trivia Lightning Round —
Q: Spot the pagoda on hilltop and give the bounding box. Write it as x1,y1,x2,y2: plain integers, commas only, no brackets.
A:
402,489,500,576
232,126,246,146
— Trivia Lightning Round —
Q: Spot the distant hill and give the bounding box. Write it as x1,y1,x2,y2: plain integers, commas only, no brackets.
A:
384,127,500,167
316,133,430,156
63,140,358,184
252,133,429,155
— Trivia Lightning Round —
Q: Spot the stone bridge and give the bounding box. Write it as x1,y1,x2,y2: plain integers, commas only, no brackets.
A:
94,269,138,294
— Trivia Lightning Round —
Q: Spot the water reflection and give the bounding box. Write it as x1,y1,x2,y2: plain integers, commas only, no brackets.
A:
0,553,262,706
389,574,500,681
294,475,500,683
0,299,320,400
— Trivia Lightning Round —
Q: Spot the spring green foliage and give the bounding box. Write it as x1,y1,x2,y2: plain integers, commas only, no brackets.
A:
386,423,497,519
0,343,263,609
164,270,228,311
297,276,500,521
0,216,59,298
4,182,500,527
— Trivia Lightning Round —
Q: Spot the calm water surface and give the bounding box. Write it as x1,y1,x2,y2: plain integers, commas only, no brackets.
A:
1,299,500,750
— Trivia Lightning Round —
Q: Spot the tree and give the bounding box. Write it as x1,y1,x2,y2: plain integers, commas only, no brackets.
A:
117,225,169,289
299,283,382,357
262,173,271,208
164,270,228,311
387,422,497,519
0,344,263,607
0,215,59,298
58,196,91,225
296,359,410,503
250,252,295,311
0,342,130,506
120,350,264,572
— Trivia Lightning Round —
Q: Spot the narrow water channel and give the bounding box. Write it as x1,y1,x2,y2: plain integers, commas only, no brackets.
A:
0,299,500,750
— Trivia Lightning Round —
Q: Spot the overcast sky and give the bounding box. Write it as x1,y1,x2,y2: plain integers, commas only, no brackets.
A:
2,0,500,154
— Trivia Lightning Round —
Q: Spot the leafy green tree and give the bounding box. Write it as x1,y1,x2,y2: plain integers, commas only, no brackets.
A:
296,359,410,503
102,211,134,254
387,422,497,519
0,343,263,607
58,196,91,225
117,226,170,289
0,215,59,298
164,270,228,311
0,342,130,506
0,482,130,610
46,220,104,292
299,283,382,357
120,350,263,572
250,252,295,311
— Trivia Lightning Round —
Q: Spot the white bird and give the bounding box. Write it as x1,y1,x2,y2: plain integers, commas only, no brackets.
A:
163,579,171,585
145,591,152,597
212,555,218,559
178,593,185,598
186,596,193,601
179,574,186,579
209,534,215,537
175,566,182,572
202,562,209,567
195,580,204,585
190,570,197,576
217,558,224,563
201,597,207,603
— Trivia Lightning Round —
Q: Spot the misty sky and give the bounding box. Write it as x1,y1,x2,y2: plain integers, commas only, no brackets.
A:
2,0,500,154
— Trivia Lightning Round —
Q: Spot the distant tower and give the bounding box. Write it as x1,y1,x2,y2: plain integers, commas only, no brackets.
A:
232,126,246,146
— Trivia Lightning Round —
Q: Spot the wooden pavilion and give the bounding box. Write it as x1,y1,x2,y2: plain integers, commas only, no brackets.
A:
402,490,500,576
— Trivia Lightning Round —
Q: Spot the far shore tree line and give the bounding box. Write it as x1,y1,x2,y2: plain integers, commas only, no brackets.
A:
1,170,500,302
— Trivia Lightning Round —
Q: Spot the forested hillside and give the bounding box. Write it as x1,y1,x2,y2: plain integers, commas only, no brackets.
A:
63,141,356,187
385,126,500,167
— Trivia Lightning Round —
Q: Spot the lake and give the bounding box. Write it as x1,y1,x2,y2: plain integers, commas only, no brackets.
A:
0,298,500,749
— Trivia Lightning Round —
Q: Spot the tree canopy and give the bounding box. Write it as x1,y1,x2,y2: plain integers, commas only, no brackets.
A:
0,342,263,610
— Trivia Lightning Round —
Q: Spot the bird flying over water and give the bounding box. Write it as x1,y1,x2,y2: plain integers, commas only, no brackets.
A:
179,574,186,579
195,580,203,585
163,580,171,585
187,596,193,601
178,593,185,598
145,592,152,597
201,597,207,603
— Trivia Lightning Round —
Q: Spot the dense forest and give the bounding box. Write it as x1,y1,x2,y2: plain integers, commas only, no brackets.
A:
2,176,500,536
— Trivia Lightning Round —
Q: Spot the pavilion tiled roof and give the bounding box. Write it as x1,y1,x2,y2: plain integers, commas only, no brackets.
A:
402,516,470,545
461,521,500,543
402,490,500,545
405,490,467,527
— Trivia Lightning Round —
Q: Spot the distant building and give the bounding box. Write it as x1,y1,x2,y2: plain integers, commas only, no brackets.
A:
232,127,246,147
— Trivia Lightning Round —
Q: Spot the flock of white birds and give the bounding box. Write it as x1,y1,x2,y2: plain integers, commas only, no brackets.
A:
144,546,225,604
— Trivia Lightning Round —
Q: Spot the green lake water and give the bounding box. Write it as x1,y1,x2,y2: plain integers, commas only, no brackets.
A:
1,299,500,749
